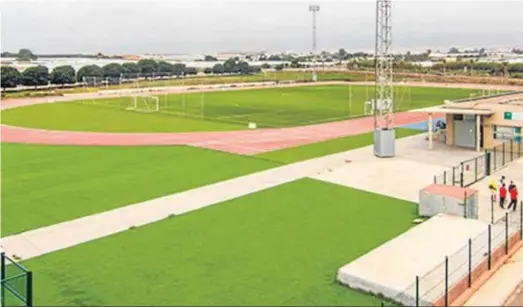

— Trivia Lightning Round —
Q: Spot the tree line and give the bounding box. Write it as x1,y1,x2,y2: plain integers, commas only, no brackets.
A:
349,59,523,78
0,58,262,89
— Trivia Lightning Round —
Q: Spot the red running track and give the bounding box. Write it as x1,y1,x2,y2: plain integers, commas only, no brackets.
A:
1,97,440,155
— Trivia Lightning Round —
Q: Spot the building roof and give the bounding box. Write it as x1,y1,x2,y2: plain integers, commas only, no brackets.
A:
410,91,523,115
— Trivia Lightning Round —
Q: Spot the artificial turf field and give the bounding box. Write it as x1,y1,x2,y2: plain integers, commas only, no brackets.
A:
19,178,417,306
1,128,421,236
1,82,440,305
1,84,475,132
0,144,279,236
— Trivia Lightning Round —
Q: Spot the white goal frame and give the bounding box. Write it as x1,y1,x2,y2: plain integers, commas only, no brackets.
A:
126,95,160,112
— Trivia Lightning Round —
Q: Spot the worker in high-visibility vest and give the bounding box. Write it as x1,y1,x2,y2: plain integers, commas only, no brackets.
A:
488,179,497,203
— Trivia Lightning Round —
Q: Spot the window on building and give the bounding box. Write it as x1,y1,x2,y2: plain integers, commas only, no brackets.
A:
453,114,463,121
493,125,522,143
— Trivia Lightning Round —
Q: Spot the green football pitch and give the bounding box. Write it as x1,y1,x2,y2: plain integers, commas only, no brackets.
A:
21,179,417,306
0,85,475,132
0,144,279,236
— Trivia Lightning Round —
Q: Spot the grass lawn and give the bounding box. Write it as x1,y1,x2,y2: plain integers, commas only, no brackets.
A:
1,85,474,132
22,178,417,306
1,144,279,236
258,128,423,164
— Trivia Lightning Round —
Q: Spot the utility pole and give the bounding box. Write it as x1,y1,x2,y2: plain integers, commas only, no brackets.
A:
309,5,320,81
373,0,395,157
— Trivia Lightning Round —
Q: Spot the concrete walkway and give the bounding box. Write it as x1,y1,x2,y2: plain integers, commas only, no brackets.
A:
465,246,523,306
312,134,481,203
468,158,523,224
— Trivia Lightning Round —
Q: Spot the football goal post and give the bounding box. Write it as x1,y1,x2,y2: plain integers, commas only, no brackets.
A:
82,76,110,104
126,95,160,113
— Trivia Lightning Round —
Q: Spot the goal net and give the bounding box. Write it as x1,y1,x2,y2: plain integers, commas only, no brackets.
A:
126,95,160,113
81,76,109,104
161,91,205,119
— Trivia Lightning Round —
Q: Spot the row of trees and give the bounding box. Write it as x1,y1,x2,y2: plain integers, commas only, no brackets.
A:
1,49,38,61
348,59,523,75
1,58,263,89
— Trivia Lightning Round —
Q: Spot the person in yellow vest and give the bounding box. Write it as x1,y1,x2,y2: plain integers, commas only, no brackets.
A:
488,179,498,202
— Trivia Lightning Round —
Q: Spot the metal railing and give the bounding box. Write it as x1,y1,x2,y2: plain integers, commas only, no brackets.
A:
403,204,522,307
0,253,33,307
434,139,523,188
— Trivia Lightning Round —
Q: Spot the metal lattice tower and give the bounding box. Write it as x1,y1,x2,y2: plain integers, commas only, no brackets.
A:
309,5,320,81
374,0,394,129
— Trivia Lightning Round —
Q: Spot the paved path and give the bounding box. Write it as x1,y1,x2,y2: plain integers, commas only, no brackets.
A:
506,275,523,307
465,246,523,306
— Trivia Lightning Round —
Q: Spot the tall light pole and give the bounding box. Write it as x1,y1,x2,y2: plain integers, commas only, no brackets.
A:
373,0,395,158
309,4,320,81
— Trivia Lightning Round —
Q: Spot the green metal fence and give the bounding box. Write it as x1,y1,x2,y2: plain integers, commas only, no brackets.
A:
434,139,523,188
415,203,522,306
0,253,32,307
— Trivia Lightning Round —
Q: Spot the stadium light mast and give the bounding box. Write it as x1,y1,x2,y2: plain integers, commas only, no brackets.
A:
309,4,320,81
373,0,395,158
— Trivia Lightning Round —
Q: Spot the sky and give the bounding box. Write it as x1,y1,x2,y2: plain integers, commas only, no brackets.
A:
0,0,522,55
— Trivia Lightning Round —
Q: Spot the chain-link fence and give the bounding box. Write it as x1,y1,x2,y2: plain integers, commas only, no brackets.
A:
0,253,33,307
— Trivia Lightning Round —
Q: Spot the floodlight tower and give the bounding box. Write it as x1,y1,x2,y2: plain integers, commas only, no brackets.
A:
309,4,320,81
373,0,395,158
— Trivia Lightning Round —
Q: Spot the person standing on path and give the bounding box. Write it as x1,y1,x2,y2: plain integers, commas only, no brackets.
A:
508,185,518,211
489,179,498,202
500,184,507,209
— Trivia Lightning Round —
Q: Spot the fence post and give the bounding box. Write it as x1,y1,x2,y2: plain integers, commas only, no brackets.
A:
1,253,5,307
444,170,447,185
445,256,449,307
434,175,437,184
485,151,491,176
491,197,494,224
27,271,33,307
452,167,455,186
475,157,478,182
464,190,468,218
506,212,509,254
488,224,492,270
468,238,472,288
460,163,464,187
416,275,419,307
